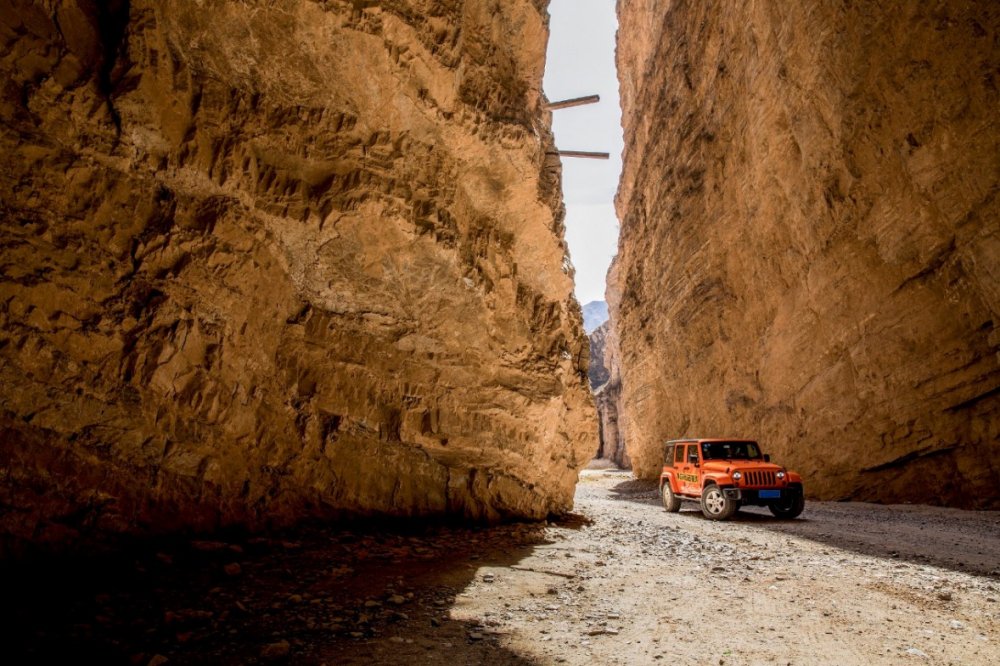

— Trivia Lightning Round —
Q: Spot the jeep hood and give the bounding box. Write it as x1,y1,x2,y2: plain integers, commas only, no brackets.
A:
703,461,783,472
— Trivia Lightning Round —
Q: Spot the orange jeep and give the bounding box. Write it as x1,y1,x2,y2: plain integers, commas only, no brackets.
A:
659,439,804,520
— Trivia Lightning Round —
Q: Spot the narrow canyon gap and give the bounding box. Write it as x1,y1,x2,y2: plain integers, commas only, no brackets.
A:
608,0,1000,507
0,0,598,553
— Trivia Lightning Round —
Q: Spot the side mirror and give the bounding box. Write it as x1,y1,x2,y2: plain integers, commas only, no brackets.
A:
764,454,771,462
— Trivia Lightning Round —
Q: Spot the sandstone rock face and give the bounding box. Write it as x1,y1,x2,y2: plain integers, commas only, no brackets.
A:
0,0,597,553
613,1,1000,507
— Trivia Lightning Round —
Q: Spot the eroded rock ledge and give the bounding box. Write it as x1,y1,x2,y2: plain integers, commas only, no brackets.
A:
613,1,999,507
0,0,597,553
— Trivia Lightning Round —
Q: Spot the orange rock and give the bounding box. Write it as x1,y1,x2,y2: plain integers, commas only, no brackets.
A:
0,0,597,552
611,0,1000,507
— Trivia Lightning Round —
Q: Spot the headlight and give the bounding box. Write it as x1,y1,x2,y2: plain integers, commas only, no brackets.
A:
731,471,742,480
776,471,786,479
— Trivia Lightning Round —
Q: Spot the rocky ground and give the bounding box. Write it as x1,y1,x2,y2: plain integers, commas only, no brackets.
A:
4,468,999,665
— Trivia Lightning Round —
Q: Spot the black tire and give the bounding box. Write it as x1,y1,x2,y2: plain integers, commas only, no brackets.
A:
661,482,682,512
768,492,805,519
700,485,737,520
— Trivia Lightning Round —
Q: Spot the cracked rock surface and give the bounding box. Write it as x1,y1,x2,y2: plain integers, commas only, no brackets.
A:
611,0,1000,506
0,0,596,552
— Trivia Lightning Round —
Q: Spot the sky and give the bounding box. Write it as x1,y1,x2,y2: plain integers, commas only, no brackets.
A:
543,0,623,306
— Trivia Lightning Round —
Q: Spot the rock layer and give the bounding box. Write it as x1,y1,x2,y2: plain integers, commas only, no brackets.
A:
0,0,597,553
613,0,1000,507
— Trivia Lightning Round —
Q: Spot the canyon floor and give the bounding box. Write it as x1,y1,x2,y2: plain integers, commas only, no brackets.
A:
5,468,1000,665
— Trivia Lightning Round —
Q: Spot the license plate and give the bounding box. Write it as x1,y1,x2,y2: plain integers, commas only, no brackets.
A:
759,490,781,499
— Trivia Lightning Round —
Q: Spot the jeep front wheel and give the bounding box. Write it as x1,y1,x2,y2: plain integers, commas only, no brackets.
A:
700,485,737,520
661,482,681,513
768,493,805,519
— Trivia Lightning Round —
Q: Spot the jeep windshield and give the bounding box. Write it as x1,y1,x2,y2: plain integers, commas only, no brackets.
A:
700,441,762,460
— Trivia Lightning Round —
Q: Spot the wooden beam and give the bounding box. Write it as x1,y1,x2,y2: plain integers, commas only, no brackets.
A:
545,94,600,110
556,150,610,160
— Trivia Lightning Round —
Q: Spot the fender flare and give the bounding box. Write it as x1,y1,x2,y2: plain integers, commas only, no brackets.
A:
702,474,734,489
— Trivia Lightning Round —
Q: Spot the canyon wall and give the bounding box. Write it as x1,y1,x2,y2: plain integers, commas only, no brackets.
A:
587,321,610,390
613,0,1000,507
0,0,597,553
590,305,629,468
593,382,628,469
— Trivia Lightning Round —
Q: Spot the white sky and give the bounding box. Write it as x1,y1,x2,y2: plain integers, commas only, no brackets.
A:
543,0,623,305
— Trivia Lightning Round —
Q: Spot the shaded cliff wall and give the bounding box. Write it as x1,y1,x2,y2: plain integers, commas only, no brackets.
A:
592,268,629,469
613,0,1000,506
589,320,627,467
594,381,629,469
587,321,610,390
0,0,598,553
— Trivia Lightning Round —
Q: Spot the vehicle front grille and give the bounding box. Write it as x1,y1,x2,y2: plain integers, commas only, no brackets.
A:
743,470,776,487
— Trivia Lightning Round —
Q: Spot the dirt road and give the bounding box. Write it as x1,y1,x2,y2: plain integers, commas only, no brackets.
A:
451,469,1000,665
6,468,999,665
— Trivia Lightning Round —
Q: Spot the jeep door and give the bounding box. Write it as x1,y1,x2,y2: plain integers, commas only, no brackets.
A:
679,444,701,495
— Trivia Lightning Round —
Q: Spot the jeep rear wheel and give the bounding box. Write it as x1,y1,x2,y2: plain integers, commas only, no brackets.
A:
700,485,737,520
661,482,681,512
768,492,805,519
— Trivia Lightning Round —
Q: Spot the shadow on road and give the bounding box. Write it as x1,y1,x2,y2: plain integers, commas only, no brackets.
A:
0,515,588,665
607,477,1000,580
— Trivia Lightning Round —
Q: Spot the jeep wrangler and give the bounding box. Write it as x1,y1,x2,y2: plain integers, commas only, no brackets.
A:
658,439,804,520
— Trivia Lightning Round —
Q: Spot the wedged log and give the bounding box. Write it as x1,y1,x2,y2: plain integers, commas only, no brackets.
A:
546,94,600,110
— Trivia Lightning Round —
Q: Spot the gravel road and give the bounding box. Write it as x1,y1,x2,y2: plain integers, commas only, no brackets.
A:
6,468,999,665
448,469,1000,665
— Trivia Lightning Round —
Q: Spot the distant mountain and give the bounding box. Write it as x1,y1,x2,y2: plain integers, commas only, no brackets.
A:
581,300,608,334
